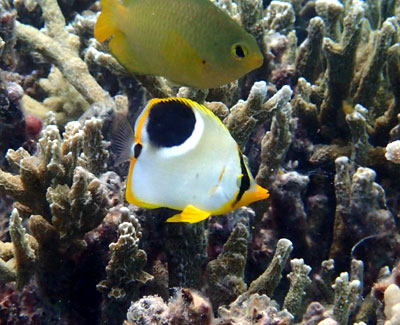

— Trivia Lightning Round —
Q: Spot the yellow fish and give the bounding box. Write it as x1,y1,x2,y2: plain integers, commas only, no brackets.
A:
95,0,263,89
114,98,269,223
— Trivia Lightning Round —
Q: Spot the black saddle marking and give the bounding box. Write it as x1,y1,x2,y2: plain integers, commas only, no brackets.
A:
235,152,251,204
134,143,142,158
146,100,196,148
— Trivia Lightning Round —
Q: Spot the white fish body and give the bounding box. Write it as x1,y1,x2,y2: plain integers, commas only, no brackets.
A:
120,98,269,223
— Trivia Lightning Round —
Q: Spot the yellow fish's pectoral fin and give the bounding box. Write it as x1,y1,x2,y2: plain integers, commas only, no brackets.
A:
166,205,211,223
161,30,205,85
108,31,143,74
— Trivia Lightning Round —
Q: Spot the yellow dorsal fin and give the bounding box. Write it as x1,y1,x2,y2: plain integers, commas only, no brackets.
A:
167,205,211,223
95,0,126,42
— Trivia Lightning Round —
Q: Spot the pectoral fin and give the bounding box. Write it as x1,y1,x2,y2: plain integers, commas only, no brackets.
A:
109,31,145,74
166,205,211,223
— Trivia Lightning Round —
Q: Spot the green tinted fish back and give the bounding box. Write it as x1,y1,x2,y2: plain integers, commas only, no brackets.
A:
96,0,263,88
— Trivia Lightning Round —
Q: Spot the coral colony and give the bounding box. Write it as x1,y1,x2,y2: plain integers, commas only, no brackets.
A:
0,0,400,324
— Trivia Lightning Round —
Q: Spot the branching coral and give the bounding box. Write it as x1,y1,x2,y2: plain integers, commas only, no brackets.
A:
255,85,293,187
246,238,293,297
283,258,312,320
98,207,152,324
332,272,362,324
0,114,117,322
353,18,398,111
1,0,400,323
330,156,397,269
319,0,365,139
224,81,268,147
0,114,109,220
14,0,115,122
206,222,248,307
294,17,325,84
0,208,36,287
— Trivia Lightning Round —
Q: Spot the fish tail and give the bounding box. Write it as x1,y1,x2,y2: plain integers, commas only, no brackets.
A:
94,0,120,42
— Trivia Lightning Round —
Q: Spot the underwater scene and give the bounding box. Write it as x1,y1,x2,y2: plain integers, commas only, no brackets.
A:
0,0,400,323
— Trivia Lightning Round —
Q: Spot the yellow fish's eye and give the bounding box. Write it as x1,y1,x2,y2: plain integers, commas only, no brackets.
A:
231,43,248,60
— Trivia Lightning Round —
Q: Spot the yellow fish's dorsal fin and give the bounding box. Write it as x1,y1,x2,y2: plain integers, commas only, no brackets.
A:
95,0,127,42
166,205,211,223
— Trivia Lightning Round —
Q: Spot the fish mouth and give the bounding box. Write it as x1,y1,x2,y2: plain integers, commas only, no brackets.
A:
253,54,264,68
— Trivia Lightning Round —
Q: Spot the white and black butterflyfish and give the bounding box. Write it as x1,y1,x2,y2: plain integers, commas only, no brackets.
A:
114,97,269,223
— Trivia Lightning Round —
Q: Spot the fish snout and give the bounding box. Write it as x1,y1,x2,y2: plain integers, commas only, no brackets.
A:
251,52,264,69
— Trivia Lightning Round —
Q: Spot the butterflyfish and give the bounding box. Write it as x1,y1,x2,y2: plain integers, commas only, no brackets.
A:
94,0,264,89
114,97,269,223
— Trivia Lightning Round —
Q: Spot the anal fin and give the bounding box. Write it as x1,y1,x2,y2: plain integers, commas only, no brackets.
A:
167,205,211,223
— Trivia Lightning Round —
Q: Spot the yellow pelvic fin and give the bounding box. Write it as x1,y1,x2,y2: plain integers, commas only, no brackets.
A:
94,0,120,42
166,205,211,223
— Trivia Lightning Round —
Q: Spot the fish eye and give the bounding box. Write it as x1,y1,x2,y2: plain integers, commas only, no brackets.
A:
231,43,248,60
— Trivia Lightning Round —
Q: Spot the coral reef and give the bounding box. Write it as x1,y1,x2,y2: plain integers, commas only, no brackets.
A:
205,222,248,307
0,116,147,323
97,207,152,324
0,0,400,323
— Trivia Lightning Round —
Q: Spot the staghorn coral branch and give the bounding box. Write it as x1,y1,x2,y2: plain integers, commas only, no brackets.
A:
15,21,114,110
0,169,26,203
256,85,293,188
294,17,325,83
283,258,312,320
245,238,293,297
353,18,398,109
9,208,37,289
319,0,364,139
315,0,344,41
332,272,362,324
206,223,248,307
224,81,268,148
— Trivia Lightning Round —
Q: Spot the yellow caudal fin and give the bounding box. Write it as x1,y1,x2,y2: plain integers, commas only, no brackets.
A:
233,184,269,209
94,0,120,42
254,184,270,201
167,205,211,223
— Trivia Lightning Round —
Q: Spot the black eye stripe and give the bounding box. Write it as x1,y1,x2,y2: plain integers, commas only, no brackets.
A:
234,152,250,204
134,143,142,158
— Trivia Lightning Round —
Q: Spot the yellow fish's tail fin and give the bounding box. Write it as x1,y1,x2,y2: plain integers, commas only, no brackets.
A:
94,0,120,42
167,205,211,223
